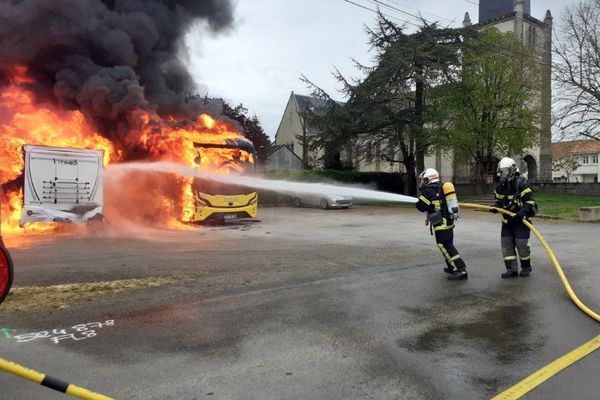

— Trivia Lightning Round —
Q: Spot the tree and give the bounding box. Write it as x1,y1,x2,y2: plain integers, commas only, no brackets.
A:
220,101,272,166
552,156,580,182
303,15,463,194
438,28,540,191
554,0,600,141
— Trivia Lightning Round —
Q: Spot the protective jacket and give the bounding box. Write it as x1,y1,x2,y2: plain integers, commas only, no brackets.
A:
415,182,455,232
493,177,536,224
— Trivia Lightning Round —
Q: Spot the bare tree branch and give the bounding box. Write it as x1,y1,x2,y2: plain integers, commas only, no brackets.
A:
554,0,600,140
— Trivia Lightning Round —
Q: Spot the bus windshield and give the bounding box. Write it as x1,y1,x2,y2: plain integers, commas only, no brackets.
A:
192,140,256,196
192,141,255,175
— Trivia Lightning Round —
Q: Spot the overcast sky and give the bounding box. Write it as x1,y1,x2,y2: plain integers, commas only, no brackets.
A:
186,0,576,139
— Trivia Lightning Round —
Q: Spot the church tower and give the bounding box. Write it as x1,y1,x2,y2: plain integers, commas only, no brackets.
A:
479,0,530,23
464,0,552,182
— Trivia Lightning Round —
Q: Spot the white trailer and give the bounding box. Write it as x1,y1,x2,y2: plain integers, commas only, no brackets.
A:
20,145,104,227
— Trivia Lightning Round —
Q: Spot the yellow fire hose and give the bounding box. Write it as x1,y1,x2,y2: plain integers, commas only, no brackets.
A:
460,203,600,399
0,357,113,400
460,202,600,323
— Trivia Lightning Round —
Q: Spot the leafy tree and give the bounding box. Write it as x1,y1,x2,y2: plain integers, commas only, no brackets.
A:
438,28,540,191
552,156,580,181
303,15,463,194
554,0,600,141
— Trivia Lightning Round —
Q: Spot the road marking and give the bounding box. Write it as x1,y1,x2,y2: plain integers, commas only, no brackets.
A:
1,320,115,344
491,334,600,399
0,328,17,338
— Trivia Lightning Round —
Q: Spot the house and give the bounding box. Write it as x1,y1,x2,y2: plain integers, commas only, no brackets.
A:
265,144,305,171
552,140,600,183
274,92,340,168
274,91,453,177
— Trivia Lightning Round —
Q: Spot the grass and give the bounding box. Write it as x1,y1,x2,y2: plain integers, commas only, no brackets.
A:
261,189,599,218
3,275,195,312
535,194,600,218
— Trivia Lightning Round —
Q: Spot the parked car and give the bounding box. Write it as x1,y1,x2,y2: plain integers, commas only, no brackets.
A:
293,193,353,209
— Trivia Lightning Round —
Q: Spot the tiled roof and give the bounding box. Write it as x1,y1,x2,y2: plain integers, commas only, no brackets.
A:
552,140,600,158
293,94,344,117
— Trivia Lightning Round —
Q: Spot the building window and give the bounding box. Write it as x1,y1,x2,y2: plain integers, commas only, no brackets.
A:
528,26,537,48
582,155,589,164
592,154,598,164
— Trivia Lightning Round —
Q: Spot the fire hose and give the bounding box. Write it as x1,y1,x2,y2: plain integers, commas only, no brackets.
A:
0,357,113,400
459,204,600,400
460,202,600,323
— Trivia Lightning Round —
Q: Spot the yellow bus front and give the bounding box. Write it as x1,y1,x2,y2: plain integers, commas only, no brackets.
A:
193,191,258,222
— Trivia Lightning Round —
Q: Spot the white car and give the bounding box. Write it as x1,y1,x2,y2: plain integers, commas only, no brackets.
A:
293,193,353,209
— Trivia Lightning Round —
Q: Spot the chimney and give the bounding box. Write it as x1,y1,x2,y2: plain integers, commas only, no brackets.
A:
513,0,525,14
463,12,472,28
514,0,524,41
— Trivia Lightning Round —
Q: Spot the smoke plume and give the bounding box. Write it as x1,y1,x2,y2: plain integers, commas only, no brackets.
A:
0,0,235,146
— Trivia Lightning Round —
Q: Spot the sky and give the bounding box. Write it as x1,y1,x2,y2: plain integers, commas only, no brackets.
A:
185,0,576,140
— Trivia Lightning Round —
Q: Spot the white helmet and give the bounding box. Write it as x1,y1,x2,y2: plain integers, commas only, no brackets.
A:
419,168,440,184
497,157,519,180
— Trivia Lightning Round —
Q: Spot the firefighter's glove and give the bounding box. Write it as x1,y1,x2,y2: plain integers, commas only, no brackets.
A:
489,208,498,214
509,213,523,225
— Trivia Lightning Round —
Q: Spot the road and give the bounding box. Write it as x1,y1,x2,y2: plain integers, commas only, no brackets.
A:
1,206,599,399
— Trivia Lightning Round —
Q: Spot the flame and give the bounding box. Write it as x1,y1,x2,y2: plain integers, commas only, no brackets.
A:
1,69,116,234
125,112,253,226
1,66,251,234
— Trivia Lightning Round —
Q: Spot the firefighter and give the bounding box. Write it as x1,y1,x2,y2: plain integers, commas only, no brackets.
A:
415,168,468,280
491,157,537,278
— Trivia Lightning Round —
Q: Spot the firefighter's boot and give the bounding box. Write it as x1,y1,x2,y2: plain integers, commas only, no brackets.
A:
519,259,532,277
447,269,468,280
501,260,518,278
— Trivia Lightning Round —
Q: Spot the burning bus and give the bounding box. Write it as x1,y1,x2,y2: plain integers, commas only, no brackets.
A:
0,0,256,233
190,137,258,223
1,65,257,231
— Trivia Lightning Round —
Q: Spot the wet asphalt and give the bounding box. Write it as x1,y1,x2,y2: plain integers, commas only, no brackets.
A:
0,206,599,399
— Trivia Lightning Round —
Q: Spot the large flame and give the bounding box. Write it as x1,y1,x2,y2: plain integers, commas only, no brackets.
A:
0,66,250,235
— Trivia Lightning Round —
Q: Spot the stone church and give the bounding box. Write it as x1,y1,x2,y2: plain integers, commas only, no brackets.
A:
458,0,553,183
274,0,553,183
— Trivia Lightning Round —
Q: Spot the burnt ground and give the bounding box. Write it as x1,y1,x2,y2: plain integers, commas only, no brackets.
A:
1,206,599,399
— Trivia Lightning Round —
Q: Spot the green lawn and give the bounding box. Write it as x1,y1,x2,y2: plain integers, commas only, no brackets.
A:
535,194,600,218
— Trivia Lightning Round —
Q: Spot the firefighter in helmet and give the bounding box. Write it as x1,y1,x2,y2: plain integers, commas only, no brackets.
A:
491,157,537,278
415,168,468,280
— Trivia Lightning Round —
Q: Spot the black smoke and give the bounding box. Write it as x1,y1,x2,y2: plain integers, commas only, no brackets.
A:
0,0,235,147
